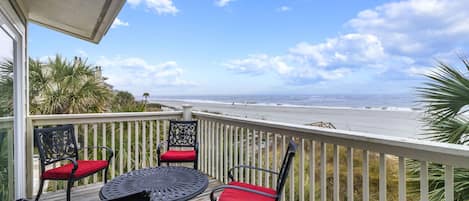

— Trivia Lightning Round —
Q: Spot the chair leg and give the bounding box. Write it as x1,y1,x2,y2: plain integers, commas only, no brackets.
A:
158,159,161,167
66,180,74,201
104,167,109,183
35,179,44,201
167,162,170,166
194,161,197,169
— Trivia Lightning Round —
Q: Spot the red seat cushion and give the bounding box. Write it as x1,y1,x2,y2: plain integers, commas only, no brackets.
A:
219,181,277,201
41,160,109,180
160,150,196,161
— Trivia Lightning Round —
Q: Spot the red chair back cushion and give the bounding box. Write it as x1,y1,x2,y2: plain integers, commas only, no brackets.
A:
160,150,196,161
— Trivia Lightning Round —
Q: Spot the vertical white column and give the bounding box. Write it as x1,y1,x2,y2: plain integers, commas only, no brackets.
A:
182,104,192,121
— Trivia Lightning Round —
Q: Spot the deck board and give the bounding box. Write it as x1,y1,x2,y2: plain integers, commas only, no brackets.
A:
40,178,221,201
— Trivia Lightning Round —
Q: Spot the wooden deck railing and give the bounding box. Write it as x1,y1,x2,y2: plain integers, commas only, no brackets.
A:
25,111,184,197
24,107,469,201
194,111,469,201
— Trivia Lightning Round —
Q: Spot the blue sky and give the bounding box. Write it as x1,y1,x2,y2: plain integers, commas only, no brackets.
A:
28,0,469,97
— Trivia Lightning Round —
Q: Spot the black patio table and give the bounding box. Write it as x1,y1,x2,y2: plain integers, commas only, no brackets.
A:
99,166,209,201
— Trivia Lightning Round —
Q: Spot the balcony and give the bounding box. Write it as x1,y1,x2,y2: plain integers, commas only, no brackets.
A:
24,107,469,200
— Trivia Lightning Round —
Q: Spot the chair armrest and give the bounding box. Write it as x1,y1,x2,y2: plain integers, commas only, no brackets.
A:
228,165,278,181
210,185,277,201
63,157,79,176
81,146,114,161
195,142,199,153
156,141,167,155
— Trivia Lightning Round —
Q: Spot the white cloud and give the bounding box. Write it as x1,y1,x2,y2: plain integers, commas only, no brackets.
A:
405,66,435,77
111,18,129,29
76,49,88,58
215,0,235,7
225,0,469,84
128,0,178,15
96,56,196,95
277,6,291,12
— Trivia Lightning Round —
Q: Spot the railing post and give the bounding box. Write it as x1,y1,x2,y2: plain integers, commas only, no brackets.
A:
182,104,193,121
25,117,34,198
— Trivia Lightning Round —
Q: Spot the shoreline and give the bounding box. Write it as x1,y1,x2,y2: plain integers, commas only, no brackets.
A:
154,98,419,112
154,99,424,138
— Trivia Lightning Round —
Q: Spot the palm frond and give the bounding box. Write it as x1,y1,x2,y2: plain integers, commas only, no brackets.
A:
417,60,469,124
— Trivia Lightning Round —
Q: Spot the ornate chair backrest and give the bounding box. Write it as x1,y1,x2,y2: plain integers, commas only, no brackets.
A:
167,120,198,148
276,140,297,197
34,124,79,170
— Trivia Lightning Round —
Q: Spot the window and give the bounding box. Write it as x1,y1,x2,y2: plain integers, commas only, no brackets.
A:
0,19,15,201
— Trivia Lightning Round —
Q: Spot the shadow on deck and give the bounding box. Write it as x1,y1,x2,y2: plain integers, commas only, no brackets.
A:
40,178,221,201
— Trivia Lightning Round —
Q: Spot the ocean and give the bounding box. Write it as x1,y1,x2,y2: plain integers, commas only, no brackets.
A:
153,94,420,111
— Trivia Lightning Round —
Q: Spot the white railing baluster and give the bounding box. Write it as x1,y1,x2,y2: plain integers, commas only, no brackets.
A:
119,122,123,175
347,147,353,201
240,128,245,182
156,120,160,167
93,124,98,182
420,161,428,201
273,134,278,189
142,121,146,168
398,157,406,201
210,121,215,177
208,121,215,177
102,123,107,170
320,142,326,201
163,121,168,152
204,120,208,173
127,122,131,171
251,129,256,184
234,126,239,180
379,153,386,201
149,120,153,167
216,122,220,181
197,120,202,171
333,145,339,201
258,131,263,186
134,121,139,169
224,125,229,183
265,132,270,188
299,138,305,201
84,124,89,185
362,150,369,201
310,140,315,201
246,129,251,183
445,165,453,201
229,125,233,172
111,123,115,178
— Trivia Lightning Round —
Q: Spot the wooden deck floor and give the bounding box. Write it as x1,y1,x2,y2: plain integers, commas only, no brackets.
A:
40,178,221,201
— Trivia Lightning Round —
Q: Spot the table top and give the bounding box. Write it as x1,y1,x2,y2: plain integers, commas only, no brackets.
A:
100,166,209,201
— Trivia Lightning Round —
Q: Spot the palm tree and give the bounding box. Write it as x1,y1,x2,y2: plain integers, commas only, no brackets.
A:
0,60,13,117
111,91,145,112
411,57,469,200
29,55,113,114
143,92,150,104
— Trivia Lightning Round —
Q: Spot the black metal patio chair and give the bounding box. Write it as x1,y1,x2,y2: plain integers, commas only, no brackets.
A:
157,120,198,169
210,140,297,201
34,124,114,201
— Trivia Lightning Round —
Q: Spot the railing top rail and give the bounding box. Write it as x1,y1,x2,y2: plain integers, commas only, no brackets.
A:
193,111,469,168
29,111,183,126
0,117,13,122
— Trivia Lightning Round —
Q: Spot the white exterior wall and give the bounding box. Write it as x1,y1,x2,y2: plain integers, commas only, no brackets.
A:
0,1,27,199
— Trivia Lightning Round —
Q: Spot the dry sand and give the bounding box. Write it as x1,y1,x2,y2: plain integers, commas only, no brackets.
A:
156,100,424,138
